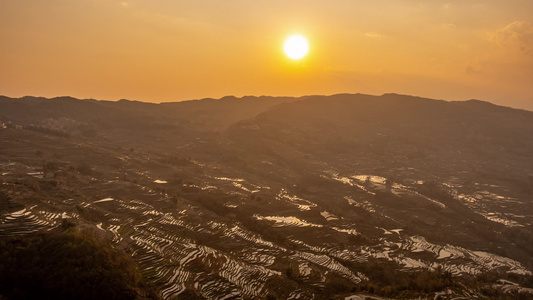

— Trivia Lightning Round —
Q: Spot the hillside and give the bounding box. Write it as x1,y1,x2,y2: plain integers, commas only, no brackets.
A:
1,93,532,299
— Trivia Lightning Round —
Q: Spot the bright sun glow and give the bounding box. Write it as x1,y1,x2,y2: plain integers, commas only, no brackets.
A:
284,35,309,60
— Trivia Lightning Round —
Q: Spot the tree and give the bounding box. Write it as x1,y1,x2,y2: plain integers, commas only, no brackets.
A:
0,228,153,300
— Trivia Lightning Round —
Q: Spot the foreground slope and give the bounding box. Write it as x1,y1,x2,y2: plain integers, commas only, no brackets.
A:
1,93,532,299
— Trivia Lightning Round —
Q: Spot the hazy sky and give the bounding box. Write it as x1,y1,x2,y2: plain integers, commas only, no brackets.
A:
1,1,532,109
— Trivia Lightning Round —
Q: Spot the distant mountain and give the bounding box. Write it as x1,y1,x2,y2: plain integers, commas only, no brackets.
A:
0,95,300,131
1,93,532,299
228,93,533,183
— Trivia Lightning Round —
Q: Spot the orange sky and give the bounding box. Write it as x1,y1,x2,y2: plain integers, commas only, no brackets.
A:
1,1,532,109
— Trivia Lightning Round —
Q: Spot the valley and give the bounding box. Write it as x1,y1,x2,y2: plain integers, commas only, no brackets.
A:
1,94,533,299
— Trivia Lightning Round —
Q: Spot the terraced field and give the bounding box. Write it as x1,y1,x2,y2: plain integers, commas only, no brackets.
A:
2,157,532,299
1,94,533,299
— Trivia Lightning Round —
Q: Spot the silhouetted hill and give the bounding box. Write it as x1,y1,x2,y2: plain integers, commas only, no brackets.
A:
228,93,533,176
156,95,299,130
0,95,299,132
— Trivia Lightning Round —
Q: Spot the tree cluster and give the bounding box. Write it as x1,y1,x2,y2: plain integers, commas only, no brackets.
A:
0,228,154,300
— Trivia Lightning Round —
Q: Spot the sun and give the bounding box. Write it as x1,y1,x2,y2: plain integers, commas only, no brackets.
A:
283,35,309,60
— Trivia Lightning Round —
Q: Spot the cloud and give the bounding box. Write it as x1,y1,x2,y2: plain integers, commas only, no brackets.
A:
120,2,129,7
440,23,456,30
365,32,383,38
465,66,481,75
490,21,533,54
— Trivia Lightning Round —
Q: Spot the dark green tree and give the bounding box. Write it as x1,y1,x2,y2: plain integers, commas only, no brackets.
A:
0,228,152,300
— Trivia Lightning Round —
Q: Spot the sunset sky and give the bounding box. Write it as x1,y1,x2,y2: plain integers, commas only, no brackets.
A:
1,1,532,109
